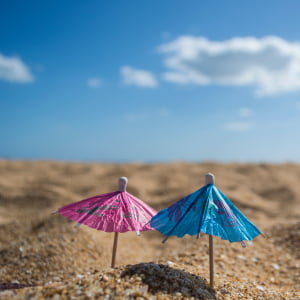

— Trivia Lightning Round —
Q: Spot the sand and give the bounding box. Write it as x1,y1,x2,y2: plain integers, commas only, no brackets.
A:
0,160,299,299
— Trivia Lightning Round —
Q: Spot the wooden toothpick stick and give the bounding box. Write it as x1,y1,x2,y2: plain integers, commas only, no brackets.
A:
111,232,119,268
205,173,215,289
209,234,214,289
111,177,128,268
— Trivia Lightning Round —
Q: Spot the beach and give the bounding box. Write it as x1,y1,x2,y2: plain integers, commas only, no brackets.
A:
0,160,299,299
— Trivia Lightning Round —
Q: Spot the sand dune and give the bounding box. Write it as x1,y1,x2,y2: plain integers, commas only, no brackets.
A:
0,160,299,299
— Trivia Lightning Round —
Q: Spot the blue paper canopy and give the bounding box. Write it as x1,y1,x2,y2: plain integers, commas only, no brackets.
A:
150,183,261,243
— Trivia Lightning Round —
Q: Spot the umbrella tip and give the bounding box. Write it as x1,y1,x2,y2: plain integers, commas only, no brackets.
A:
118,177,128,192
205,173,215,185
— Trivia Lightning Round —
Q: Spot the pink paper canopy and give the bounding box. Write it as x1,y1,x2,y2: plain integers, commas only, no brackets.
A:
57,191,157,233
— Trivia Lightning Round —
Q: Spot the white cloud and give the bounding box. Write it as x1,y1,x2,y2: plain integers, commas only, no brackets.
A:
158,36,300,96
120,66,158,88
0,53,34,83
87,77,103,88
238,107,253,117
223,122,253,132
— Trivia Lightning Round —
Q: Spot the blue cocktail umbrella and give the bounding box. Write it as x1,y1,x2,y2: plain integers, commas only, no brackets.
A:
150,173,262,288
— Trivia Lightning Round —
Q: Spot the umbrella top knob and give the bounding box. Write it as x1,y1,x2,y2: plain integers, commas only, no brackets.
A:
205,173,215,185
118,177,128,192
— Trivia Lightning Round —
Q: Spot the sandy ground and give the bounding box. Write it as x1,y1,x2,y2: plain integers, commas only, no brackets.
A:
0,160,299,299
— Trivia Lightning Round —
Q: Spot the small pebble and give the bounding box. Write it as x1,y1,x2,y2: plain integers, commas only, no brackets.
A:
237,255,246,260
271,263,280,270
167,261,175,267
256,285,265,291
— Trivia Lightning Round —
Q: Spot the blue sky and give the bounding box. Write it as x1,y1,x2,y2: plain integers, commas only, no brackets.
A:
1,0,300,162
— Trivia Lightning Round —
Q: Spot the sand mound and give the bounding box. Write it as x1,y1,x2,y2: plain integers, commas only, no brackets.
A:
121,263,213,299
0,215,103,285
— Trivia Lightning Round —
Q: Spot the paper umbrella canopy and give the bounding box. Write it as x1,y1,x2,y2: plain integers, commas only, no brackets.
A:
57,177,156,233
55,177,157,267
150,173,261,244
150,173,262,288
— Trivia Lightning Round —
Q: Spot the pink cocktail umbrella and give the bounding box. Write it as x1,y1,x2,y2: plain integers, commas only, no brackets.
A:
55,177,157,267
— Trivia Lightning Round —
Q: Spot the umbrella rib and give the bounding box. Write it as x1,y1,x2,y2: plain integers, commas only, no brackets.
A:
196,186,211,238
164,188,205,238
201,187,231,240
120,192,140,232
